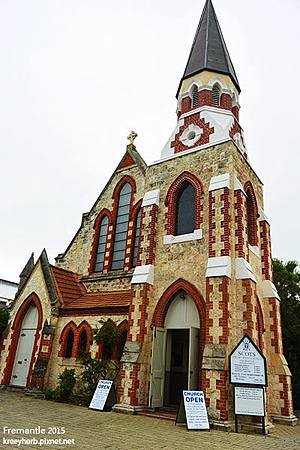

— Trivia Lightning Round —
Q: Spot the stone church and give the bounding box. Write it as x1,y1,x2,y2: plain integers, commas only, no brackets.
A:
0,0,296,430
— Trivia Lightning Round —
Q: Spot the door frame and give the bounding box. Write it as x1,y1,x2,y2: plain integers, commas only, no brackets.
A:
2,294,43,387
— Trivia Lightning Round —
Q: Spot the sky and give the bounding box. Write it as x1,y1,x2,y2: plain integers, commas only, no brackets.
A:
0,0,299,282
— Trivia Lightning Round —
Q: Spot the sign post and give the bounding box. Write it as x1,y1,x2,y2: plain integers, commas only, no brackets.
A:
175,391,210,431
89,380,117,411
229,335,267,435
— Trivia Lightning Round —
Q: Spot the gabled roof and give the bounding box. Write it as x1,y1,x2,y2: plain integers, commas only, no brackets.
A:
177,0,240,97
51,265,131,312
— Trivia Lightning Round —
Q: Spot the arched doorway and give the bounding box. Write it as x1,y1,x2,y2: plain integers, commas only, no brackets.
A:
9,303,39,387
150,280,205,408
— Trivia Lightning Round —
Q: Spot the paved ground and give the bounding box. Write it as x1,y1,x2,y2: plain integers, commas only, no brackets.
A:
0,391,299,449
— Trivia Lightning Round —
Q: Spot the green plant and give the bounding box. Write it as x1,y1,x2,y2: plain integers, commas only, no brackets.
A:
76,355,119,405
0,308,9,337
57,368,77,402
94,319,122,359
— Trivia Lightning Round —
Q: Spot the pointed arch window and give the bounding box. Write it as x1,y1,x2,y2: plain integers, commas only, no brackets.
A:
175,182,196,235
111,183,132,270
78,329,88,356
94,216,109,272
132,208,142,267
191,85,199,107
212,84,221,106
245,182,258,246
65,330,74,358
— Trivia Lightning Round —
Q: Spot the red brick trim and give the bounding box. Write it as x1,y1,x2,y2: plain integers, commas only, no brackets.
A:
208,191,216,257
216,371,228,420
260,220,273,280
244,181,259,246
58,321,77,357
2,293,43,387
88,208,112,275
219,278,229,345
279,375,293,416
220,188,230,256
77,320,93,355
235,190,247,258
152,278,205,389
108,175,136,272
256,297,265,351
242,279,256,338
269,298,282,354
171,113,214,153
129,199,142,268
165,171,203,236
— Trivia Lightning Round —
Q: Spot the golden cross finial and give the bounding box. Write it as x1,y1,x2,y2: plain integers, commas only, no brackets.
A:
127,130,138,145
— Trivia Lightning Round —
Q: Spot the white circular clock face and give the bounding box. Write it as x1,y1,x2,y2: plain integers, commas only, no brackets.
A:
180,124,202,147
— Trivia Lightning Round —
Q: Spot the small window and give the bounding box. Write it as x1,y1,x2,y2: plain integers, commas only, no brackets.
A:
132,208,142,267
95,216,109,272
65,330,74,358
78,330,88,357
191,85,199,107
175,182,196,235
212,84,221,106
111,183,132,270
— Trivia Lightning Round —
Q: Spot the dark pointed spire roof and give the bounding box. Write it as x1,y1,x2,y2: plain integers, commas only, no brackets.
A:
177,0,240,97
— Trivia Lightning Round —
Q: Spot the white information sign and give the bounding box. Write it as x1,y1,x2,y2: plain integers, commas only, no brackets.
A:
234,386,265,417
230,336,266,386
89,380,113,411
183,391,210,430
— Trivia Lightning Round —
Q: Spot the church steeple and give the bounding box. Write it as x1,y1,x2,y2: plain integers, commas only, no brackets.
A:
177,0,240,98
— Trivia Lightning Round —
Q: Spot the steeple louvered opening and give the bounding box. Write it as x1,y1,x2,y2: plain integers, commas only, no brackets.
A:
212,84,221,106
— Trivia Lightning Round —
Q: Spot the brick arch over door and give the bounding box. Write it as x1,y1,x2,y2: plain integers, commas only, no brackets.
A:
152,279,206,378
165,171,203,235
2,293,43,387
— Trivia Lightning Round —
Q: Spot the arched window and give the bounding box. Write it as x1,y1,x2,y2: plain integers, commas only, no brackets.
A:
78,330,88,357
65,330,74,358
191,85,199,107
212,84,221,106
245,182,258,246
132,208,142,267
94,216,109,272
175,182,196,235
111,183,132,270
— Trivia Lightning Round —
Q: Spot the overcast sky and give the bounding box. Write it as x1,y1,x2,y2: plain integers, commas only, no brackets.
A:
0,0,299,282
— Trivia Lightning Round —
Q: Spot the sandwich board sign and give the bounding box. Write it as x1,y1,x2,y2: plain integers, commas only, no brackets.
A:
229,335,267,386
176,391,210,431
89,380,116,411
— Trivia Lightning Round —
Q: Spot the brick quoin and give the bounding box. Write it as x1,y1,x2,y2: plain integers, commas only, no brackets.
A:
208,191,216,257
137,285,150,342
145,205,159,265
279,375,294,416
205,279,214,345
269,298,283,354
128,364,140,405
220,188,230,256
219,278,229,345
216,371,228,421
260,220,273,280
242,279,256,339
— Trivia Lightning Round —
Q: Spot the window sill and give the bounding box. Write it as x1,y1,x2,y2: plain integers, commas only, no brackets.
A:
249,245,260,257
163,229,203,245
